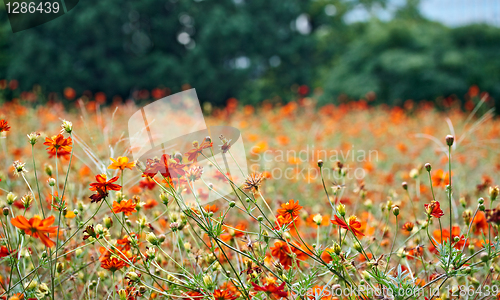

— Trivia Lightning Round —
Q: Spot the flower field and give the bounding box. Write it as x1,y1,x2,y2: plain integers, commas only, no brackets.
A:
0,87,500,300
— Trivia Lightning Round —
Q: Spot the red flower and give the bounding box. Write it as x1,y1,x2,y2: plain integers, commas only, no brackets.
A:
89,174,121,203
252,282,288,299
424,201,444,219
0,119,11,132
143,154,186,179
0,245,15,258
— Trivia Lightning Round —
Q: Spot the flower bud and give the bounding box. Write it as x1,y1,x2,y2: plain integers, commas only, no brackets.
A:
392,206,400,217
313,214,323,226
202,275,213,287
103,216,113,229
333,242,341,255
354,243,363,253
118,289,127,300
257,215,264,222
57,262,64,273
479,203,485,211
317,160,323,168
6,192,17,205
125,271,140,283
424,163,431,172
462,210,472,226
159,192,169,205
146,232,159,246
478,197,484,204
61,120,73,134
48,178,56,187
337,203,346,217
170,222,179,232
401,182,408,190
445,135,454,146
21,194,34,209
2,207,9,216
229,201,236,208
489,186,499,201
44,164,53,176
409,169,418,179
158,234,166,244
27,132,41,145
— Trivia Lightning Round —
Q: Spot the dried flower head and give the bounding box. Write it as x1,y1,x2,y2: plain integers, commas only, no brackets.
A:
185,165,203,182
243,172,264,193
219,135,232,154
13,161,28,176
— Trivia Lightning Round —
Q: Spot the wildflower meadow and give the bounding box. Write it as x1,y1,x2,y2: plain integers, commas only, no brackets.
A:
0,84,499,300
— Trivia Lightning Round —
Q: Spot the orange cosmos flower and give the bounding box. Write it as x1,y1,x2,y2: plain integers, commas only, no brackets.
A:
472,211,489,235
433,226,468,250
10,215,58,247
251,282,288,299
330,215,365,238
101,256,127,272
185,138,213,162
274,214,296,230
424,201,444,219
431,169,450,187
112,199,137,216
212,289,237,300
89,174,121,192
43,134,72,158
277,199,303,219
89,174,121,203
7,293,24,300
402,222,414,233
0,119,11,132
108,156,135,170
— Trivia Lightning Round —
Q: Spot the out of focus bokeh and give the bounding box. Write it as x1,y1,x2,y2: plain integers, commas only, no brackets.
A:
0,0,499,106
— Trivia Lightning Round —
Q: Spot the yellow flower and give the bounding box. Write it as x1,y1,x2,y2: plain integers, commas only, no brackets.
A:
108,157,135,170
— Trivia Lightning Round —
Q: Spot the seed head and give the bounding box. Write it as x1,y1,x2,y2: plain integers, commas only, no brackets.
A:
243,172,264,193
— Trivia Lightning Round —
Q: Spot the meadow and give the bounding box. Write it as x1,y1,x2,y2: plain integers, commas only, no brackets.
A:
0,84,499,300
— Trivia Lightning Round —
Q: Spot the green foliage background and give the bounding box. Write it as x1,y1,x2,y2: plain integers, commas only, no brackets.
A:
0,0,499,106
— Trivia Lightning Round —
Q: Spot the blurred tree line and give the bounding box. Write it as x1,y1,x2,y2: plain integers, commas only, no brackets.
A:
0,0,499,106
